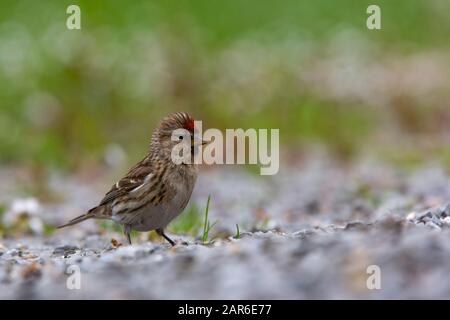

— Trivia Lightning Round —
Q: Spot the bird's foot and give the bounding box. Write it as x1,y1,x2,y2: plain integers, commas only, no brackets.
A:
171,239,189,247
124,224,132,245
156,228,176,246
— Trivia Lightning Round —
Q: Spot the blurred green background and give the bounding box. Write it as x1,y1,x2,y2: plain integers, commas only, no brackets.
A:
1,0,450,170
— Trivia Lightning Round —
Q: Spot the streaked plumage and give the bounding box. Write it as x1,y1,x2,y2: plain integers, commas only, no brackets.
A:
58,112,205,245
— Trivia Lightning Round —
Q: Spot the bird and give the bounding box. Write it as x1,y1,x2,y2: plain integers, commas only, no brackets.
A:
58,112,208,246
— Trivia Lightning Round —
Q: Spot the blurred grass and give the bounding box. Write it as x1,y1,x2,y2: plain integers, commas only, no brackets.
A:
169,196,218,242
169,203,203,237
0,0,450,169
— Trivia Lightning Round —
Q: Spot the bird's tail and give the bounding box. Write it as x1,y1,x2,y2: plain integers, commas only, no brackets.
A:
57,206,102,229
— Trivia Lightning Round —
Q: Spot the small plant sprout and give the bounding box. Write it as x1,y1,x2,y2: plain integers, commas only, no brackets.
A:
235,224,240,239
201,195,217,244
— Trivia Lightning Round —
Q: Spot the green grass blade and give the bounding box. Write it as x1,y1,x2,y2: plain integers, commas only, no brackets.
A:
202,195,211,243
235,224,240,239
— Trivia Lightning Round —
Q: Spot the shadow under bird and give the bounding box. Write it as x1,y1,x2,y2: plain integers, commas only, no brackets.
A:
58,112,208,245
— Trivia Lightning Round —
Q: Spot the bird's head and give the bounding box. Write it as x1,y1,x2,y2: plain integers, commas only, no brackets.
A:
150,112,207,164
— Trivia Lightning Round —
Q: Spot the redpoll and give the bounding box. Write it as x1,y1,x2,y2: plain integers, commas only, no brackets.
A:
58,112,207,245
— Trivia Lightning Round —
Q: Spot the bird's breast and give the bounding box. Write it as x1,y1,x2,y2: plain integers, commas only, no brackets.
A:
117,167,198,231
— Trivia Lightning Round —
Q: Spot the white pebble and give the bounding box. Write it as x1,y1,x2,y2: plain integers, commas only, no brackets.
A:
406,212,416,221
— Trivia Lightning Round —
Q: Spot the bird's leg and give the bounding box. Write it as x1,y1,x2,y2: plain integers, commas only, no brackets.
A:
124,224,132,245
156,228,175,246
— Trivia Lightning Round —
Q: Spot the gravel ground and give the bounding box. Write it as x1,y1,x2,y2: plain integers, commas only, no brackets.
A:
1,157,450,299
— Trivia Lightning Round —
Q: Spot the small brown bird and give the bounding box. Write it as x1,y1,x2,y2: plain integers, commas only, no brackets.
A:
58,112,207,245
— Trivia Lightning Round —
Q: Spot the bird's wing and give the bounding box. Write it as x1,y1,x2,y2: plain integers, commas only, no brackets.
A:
99,157,154,206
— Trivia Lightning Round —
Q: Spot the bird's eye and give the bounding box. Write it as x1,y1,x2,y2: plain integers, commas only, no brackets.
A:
178,135,183,140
